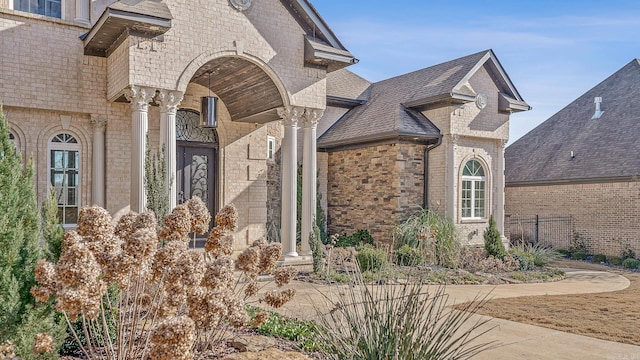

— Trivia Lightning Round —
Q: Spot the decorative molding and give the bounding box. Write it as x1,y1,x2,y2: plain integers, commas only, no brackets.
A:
60,115,72,130
475,92,487,109
302,108,323,128
229,0,252,11
449,134,460,146
277,106,304,127
124,85,155,112
498,139,508,149
156,89,184,114
90,115,107,132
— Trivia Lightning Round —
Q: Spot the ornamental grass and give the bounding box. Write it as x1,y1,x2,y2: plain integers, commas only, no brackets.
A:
31,198,297,359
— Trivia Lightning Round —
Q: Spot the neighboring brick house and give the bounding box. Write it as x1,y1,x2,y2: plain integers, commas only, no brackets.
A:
505,59,640,257
0,0,357,257
318,50,531,245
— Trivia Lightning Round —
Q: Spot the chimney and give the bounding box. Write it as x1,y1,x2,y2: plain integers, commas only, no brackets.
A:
591,97,604,119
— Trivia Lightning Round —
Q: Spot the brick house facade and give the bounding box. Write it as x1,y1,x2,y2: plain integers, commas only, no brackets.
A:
318,51,530,245
506,59,640,257
1,0,356,256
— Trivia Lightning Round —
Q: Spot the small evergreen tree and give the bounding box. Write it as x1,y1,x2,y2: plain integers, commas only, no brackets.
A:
144,138,170,225
0,104,61,358
296,163,328,245
484,215,506,259
42,188,64,262
309,221,324,273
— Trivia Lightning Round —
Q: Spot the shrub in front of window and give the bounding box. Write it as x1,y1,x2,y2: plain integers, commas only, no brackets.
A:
483,215,506,259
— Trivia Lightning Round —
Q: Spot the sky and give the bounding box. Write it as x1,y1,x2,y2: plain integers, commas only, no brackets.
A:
311,1,640,144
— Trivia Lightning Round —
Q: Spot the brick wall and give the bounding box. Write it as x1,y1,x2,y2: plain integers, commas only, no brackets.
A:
506,180,640,256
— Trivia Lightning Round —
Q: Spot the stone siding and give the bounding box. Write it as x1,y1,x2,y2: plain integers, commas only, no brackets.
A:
327,143,425,243
506,181,640,257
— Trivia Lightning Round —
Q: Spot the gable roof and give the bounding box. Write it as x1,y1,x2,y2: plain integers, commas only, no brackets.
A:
505,59,640,185
318,50,528,150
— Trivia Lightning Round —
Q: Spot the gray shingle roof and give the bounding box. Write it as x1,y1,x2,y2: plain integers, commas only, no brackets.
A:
318,50,494,149
326,69,371,100
505,59,640,184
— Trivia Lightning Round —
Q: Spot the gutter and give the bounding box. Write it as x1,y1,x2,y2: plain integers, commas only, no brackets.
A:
424,136,443,209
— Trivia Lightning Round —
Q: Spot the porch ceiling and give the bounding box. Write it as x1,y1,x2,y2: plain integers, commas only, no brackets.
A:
190,57,285,124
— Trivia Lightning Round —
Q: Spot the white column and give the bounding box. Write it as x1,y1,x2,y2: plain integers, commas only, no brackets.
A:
496,139,507,236
124,85,154,213
277,106,303,258
157,90,184,211
75,0,90,24
300,108,323,256
90,115,107,207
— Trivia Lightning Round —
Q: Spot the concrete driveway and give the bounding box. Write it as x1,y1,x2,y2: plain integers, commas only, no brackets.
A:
272,268,639,359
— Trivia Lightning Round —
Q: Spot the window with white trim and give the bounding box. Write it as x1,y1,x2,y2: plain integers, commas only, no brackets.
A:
12,0,62,18
49,133,80,225
461,159,485,219
267,136,275,161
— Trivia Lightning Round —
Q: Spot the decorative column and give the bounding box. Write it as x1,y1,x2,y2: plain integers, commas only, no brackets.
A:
277,106,303,258
74,0,90,24
124,85,154,213
496,139,507,237
157,90,184,211
300,108,323,256
90,115,107,207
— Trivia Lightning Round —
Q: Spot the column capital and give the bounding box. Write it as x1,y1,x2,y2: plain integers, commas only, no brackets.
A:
157,89,184,115
277,106,304,127
90,115,107,132
124,85,155,112
302,108,324,128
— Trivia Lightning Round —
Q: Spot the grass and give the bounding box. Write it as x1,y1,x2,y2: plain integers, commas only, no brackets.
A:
462,260,640,346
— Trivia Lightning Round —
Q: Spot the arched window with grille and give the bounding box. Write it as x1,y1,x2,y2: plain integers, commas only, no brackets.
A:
461,159,486,219
49,133,80,225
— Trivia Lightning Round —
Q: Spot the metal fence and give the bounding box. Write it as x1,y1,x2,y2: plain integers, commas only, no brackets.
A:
506,214,573,249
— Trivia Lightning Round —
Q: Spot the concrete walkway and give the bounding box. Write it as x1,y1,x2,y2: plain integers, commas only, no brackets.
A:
272,268,639,359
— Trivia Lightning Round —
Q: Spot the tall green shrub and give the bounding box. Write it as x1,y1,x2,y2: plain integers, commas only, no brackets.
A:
144,138,170,225
309,222,324,273
484,215,506,259
42,188,64,262
296,163,328,244
0,105,61,358
393,209,459,268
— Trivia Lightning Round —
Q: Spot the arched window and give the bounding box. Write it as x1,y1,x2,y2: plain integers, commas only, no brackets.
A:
49,133,80,225
461,159,485,219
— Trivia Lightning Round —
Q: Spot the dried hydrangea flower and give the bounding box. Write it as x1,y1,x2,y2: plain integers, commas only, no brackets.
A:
133,211,157,231
34,259,56,290
236,246,260,278
262,288,296,308
77,206,113,238
215,205,238,232
244,281,259,297
30,285,52,303
204,228,233,257
258,243,282,274
149,316,195,360
186,197,211,234
187,287,228,328
115,212,138,239
151,241,188,282
226,296,249,328
201,256,234,290
274,267,297,287
33,333,54,354
251,311,269,327
158,205,192,242
252,239,267,248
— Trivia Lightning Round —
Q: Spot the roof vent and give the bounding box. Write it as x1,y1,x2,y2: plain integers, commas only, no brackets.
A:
591,97,604,119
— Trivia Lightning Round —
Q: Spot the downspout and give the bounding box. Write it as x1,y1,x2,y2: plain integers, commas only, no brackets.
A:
423,136,442,209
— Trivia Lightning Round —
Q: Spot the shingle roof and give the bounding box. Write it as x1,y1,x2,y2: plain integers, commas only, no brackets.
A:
318,50,500,149
326,69,371,100
505,59,640,184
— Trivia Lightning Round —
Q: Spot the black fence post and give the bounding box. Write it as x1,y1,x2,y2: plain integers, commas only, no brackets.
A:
535,214,539,244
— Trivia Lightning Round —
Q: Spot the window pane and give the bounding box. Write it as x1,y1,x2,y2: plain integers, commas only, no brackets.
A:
475,180,485,218
65,207,78,224
47,0,61,18
67,188,76,205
